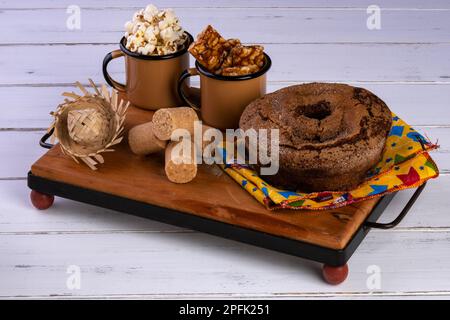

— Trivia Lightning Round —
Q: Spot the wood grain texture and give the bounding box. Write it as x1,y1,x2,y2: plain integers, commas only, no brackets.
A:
1,230,449,298
31,106,380,250
1,7,449,44
3,83,450,128
1,0,450,9
1,44,450,85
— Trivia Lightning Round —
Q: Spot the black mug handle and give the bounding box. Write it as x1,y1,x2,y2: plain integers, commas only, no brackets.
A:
177,68,200,111
102,49,126,92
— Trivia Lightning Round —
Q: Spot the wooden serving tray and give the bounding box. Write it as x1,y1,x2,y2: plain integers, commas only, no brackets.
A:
29,104,424,283
31,105,381,249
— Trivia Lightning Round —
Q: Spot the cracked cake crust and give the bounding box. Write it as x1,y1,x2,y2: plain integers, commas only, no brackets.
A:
239,83,392,192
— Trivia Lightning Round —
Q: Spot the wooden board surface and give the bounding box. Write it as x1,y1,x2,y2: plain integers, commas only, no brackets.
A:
31,105,380,250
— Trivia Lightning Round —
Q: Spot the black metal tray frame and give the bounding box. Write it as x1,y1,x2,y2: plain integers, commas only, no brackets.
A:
27,170,426,267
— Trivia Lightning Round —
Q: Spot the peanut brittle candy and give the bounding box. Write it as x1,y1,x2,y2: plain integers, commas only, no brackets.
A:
220,65,261,76
223,38,241,50
189,25,265,76
188,25,229,71
221,45,265,69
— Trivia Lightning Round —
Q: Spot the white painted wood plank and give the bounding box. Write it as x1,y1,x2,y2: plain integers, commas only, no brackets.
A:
1,0,449,9
0,230,449,297
2,292,450,299
1,8,449,44
2,175,449,234
0,180,184,234
4,293,449,299
0,131,47,179
2,84,449,129
1,44,449,85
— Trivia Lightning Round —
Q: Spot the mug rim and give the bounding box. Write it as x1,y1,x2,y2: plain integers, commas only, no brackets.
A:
119,31,193,60
195,52,272,81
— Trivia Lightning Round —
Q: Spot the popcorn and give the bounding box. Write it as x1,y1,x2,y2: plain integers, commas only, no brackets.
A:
143,4,158,20
124,4,187,56
144,27,158,44
160,27,178,43
124,21,134,34
164,9,178,25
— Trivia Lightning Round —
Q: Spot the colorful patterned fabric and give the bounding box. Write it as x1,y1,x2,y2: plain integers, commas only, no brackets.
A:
218,113,439,210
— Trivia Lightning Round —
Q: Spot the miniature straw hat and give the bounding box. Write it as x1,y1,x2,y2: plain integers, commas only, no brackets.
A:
48,79,129,170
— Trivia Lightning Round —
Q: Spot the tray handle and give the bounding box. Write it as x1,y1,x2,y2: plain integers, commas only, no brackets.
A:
365,133,428,229
364,182,426,229
39,128,55,149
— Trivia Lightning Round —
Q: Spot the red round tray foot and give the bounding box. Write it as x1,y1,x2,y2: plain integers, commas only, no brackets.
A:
322,263,348,285
30,190,54,210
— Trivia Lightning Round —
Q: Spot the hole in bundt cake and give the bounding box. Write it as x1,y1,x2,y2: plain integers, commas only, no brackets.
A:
296,100,332,121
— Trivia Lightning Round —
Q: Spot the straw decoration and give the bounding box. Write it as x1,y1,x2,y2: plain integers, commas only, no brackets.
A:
48,79,129,170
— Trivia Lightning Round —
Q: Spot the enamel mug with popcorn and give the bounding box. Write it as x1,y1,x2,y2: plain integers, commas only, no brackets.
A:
102,34,193,110
102,5,193,110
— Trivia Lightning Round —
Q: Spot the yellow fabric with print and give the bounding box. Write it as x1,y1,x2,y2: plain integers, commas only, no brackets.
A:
218,113,439,210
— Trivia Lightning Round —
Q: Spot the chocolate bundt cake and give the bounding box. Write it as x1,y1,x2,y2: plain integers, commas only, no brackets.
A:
239,83,392,192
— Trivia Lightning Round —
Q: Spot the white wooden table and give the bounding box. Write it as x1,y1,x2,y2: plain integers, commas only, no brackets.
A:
1,0,449,299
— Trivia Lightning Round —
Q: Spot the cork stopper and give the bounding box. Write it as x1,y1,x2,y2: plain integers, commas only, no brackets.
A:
165,139,197,183
128,121,167,156
152,107,199,140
